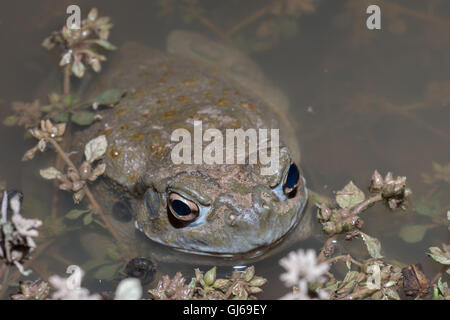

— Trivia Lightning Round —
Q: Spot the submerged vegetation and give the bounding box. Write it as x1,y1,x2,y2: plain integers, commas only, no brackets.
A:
0,1,449,300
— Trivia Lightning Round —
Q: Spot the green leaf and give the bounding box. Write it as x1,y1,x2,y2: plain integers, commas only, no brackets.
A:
72,60,86,78
65,209,89,220
279,18,299,39
83,212,93,225
64,94,73,107
399,224,429,243
204,267,217,286
106,247,121,261
336,181,365,209
413,198,442,217
51,112,70,123
437,278,446,295
94,39,117,51
92,88,125,106
81,258,110,272
360,232,383,259
427,247,450,265
337,271,359,294
93,263,121,280
3,115,18,126
384,288,400,300
71,111,96,126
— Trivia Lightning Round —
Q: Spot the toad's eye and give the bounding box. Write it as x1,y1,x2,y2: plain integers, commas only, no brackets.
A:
283,162,300,197
168,192,199,222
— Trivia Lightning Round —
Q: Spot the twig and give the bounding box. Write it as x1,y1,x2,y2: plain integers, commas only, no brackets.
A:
325,255,365,269
51,64,72,219
227,3,272,37
63,65,71,96
83,186,121,244
46,137,122,244
350,193,383,216
51,123,72,219
198,16,232,44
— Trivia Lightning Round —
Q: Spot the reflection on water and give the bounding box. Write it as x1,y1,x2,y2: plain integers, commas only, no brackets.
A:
0,0,449,299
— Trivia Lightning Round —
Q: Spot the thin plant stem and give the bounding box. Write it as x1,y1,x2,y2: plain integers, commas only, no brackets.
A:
63,65,71,95
227,3,272,37
46,137,122,244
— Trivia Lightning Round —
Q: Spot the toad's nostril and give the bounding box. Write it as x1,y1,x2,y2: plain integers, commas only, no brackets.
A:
144,189,160,219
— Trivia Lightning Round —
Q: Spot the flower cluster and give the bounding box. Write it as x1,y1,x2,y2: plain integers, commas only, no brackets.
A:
0,191,42,276
39,135,108,203
370,170,411,209
48,265,101,300
12,265,142,300
42,8,115,78
279,249,329,300
22,120,66,161
316,171,411,236
149,266,267,300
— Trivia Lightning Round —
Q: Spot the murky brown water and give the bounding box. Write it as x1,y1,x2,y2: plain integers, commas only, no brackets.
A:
0,0,449,299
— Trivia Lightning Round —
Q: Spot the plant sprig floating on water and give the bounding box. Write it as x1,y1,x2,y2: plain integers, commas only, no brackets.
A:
42,8,116,87
156,0,321,52
21,119,121,244
316,170,411,237
148,266,267,300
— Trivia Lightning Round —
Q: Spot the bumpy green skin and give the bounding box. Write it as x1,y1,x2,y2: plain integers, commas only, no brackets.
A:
75,32,309,259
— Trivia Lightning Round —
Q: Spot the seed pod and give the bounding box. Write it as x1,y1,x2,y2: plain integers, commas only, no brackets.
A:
79,161,92,180
204,267,216,286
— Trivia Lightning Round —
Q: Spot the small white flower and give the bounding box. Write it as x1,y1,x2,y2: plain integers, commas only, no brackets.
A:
49,265,101,300
279,249,329,286
365,263,382,290
115,278,142,300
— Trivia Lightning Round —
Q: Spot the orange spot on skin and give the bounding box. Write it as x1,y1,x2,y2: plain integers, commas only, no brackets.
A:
240,101,257,112
127,172,139,183
116,108,129,116
166,87,175,94
222,89,229,94
131,133,145,140
148,144,165,157
163,109,176,119
108,146,123,159
101,128,113,136
163,70,174,77
132,91,145,99
119,124,129,131
204,92,213,99
183,79,199,88
217,98,231,106
176,95,190,103
142,113,151,119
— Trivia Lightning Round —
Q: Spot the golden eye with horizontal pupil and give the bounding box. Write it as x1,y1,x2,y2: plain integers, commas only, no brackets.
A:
168,192,199,222
283,162,300,196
